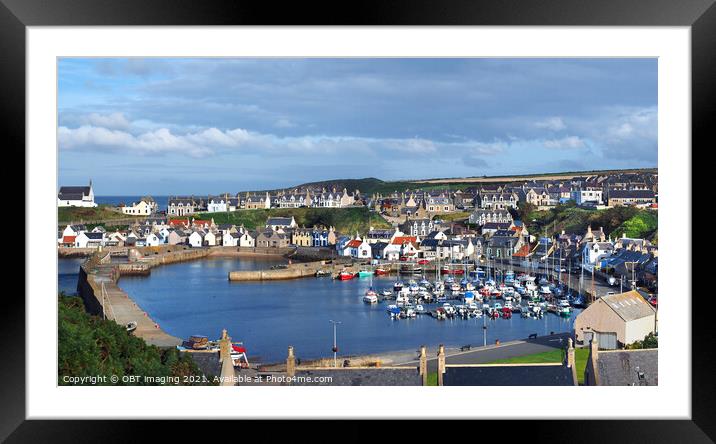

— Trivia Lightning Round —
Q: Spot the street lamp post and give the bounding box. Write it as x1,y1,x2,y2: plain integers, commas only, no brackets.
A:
329,320,341,368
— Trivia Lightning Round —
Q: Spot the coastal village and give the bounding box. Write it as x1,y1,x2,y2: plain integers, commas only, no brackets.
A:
58,170,658,386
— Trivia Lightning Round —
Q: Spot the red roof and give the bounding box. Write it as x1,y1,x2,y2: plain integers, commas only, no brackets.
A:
346,239,363,248
62,235,76,244
169,219,189,226
512,244,531,258
193,219,211,226
392,236,417,245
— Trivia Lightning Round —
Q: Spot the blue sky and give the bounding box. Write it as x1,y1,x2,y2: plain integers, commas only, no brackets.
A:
58,58,657,195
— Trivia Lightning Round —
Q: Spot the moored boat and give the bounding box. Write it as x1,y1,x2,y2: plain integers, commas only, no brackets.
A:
338,270,356,280
363,289,378,303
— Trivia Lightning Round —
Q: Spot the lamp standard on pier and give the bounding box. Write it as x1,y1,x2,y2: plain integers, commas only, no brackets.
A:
329,319,341,368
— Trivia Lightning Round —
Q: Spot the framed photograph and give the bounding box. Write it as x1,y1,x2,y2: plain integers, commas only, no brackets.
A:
6,0,712,438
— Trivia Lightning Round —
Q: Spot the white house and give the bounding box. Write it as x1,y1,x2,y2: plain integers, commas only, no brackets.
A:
75,231,104,248
582,242,615,271
223,231,240,247
62,224,86,238
204,231,217,246
343,237,371,258
571,187,603,205
207,196,230,213
121,197,156,216
57,181,97,207
188,231,205,248
145,232,161,247
238,231,256,247
266,216,298,231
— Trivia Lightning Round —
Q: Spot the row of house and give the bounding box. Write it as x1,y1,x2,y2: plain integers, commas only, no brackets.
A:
167,187,363,217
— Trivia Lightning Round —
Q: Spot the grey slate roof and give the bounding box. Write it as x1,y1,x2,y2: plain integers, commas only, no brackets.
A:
596,349,658,386
266,217,294,226
444,364,575,386
609,189,655,199
600,291,655,322
59,186,91,194
292,368,422,386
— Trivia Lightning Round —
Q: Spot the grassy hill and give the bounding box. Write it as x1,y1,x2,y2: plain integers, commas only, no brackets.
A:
198,207,391,234
527,202,658,239
58,294,212,386
58,204,138,224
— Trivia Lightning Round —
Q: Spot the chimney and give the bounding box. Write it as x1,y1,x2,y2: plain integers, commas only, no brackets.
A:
419,345,428,386
437,344,446,386
286,346,296,378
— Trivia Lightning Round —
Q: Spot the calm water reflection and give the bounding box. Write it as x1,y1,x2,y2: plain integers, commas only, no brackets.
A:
112,257,580,363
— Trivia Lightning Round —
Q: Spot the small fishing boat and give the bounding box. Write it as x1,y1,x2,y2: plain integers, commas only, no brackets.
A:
358,269,374,278
557,299,573,316
381,289,393,297
230,343,250,368
363,289,378,304
338,270,356,280
126,321,137,333
415,304,426,314
315,269,331,277
374,267,389,276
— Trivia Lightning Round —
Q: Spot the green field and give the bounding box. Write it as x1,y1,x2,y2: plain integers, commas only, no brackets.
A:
488,348,565,364
197,207,391,234
278,169,657,195
58,204,137,224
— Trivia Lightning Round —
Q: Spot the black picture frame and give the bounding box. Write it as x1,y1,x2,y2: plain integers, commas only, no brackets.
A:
3,0,710,440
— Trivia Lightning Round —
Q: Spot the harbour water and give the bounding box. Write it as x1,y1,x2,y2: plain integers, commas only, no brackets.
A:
59,257,581,363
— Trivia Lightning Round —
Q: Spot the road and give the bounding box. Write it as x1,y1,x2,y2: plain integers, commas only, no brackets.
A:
392,332,571,373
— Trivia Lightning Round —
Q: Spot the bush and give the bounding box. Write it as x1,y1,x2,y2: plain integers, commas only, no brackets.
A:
58,294,213,385
626,332,658,349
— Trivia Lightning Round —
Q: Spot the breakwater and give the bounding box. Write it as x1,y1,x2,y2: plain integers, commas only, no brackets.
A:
77,247,212,347
228,261,335,281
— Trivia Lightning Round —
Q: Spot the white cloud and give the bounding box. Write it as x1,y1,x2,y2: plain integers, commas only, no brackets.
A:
543,136,586,150
274,118,297,129
58,120,526,160
535,117,566,131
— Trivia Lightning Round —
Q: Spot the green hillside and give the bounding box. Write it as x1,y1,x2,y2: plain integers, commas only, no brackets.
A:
58,204,136,224
526,202,658,239
58,294,212,386
198,207,391,234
